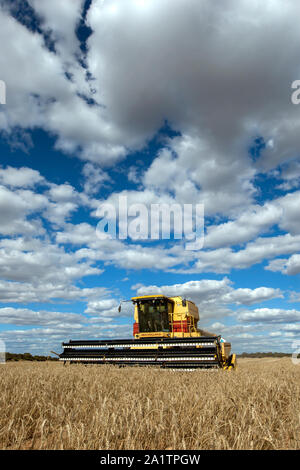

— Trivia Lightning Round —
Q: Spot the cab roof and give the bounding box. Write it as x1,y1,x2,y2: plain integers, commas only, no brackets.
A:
131,294,174,303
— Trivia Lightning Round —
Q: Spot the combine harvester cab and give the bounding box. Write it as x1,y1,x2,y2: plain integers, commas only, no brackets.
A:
60,295,236,370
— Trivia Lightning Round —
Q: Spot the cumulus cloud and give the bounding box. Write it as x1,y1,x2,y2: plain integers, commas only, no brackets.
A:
81,163,111,195
238,308,300,323
1,163,296,278
135,278,282,305
0,279,108,304
0,184,47,235
134,279,283,327
0,307,85,326
1,0,300,173
84,297,134,320
0,6,126,163
57,221,190,270
27,0,85,61
266,254,300,275
87,0,300,151
221,287,284,306
0,237,102,284
0,235,108,305
0,166,44,187
55,210,300,274
142,135,256,216
276,160,300,191
0,322,132,355
187,234,300,274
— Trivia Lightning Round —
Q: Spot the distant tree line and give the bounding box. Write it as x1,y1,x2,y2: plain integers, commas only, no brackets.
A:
5,352,59,361
237,352,290,358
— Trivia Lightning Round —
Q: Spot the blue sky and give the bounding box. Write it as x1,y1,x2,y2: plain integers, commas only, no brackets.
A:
1,0,300,355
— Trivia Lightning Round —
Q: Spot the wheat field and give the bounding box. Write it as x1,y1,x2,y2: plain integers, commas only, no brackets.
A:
0,358,299,450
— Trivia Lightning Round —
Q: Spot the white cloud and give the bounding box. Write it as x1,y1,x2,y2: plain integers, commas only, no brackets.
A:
0,162,289,276
143,136,256,216
289,291,300,303
0,184,47,235
276,160,300,191
81,163,111,195
27,0,85,60
84,298,133,319
1,0,300,174
0,237,101,284
57,221,190,270
0,323,132,355
135,278,233,302
0,279,108,304
0,166,44,187
205,203,282,248
55,214,300,274
0,307,85,326
221,287,283,306
188,234,300,273
238,308,300,323
47,183,78,203
135,278,282,305
0,7,127,164
266,254,300,275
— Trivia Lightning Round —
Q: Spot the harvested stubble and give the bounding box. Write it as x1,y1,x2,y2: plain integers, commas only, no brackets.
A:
0,357,299,450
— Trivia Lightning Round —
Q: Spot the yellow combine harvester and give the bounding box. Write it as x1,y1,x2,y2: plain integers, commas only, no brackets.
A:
60,295,236,370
